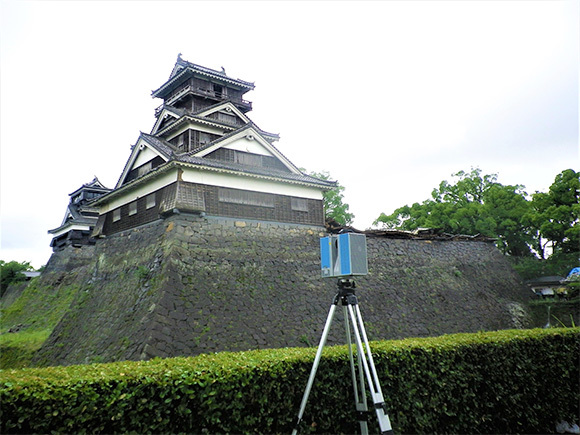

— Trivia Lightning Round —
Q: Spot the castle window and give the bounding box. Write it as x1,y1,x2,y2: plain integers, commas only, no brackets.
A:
291,198,309,212
128,201,137,216
235,152,261,167
138,161,153,178
213,83,225,98
218,112,237,125
146,193,156,209
218,187,275,208
199,132,212,144
113,208,121,222
177,134,186,150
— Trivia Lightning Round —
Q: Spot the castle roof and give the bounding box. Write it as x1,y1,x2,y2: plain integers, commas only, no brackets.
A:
184,123,279,155
151,101,279,143
68,177,110,197
48,213,97,235
153,111,237,137
152,56,255,100
140,132,334,189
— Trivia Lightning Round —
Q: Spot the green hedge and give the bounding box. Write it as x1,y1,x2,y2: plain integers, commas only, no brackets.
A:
1,328,578,434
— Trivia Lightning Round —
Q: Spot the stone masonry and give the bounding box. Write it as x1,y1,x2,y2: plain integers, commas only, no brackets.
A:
32,214,530,366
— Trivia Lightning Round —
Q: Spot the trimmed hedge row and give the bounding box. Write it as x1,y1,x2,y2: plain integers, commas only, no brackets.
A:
1,328,578,434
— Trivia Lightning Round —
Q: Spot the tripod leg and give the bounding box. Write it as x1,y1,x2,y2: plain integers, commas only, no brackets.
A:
344,305,369,435
355,305,384,394
292,302,338,435
347,304,394,435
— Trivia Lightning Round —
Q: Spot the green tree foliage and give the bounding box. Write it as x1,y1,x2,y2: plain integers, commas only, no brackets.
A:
375,169,534,256
527,169,579,259
307,170,355,225
0,260,33,297
509,252,578,280
484,183,536,257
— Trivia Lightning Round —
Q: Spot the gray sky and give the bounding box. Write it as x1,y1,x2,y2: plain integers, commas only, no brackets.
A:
1,0,578,268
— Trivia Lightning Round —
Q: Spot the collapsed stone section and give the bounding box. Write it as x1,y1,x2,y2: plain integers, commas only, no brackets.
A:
33,216,529,367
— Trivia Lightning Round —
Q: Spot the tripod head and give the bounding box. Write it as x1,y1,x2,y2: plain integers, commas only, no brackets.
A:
335,278,358,305
337,278,356,293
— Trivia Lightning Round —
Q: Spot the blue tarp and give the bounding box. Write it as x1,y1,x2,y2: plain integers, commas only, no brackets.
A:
567,267,580,277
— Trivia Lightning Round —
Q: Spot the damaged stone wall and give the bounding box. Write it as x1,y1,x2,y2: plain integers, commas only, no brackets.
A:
32,214,530,367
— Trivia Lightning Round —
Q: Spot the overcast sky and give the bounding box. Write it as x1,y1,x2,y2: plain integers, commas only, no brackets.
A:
1,0,578,268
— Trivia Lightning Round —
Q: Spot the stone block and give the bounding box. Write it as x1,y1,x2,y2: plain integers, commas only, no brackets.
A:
31,215,530,367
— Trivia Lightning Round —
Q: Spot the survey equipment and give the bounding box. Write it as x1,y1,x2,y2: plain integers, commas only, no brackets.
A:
292,234,393,435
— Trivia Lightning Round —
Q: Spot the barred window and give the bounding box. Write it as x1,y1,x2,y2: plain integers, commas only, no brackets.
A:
199,132,213,144
217,112,237,125
146,193,156,209
291,198,309,212
235,152,262,166
128,201,137,216
218,187,275,208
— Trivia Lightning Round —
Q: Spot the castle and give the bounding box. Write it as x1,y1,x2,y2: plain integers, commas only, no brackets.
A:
33,57,530,367
50,55,332,250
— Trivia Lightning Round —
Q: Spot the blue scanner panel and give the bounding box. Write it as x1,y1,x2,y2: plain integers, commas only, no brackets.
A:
339,233,351,275
320,237,332,272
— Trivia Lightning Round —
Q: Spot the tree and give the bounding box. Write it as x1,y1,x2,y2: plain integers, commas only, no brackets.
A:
528,169,579,258
0,260,33,297
375,169,534,256
483,183,536,257
306,170,355,226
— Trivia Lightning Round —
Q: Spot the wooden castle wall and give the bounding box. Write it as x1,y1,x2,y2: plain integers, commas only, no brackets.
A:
98,181,325,236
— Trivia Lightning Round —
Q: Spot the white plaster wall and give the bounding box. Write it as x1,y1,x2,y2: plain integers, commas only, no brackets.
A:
181,168,323,200
134,147,162,167
100,170,179,212
223,137,273,156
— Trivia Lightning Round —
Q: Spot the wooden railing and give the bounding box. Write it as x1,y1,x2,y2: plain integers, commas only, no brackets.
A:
155,83,252,116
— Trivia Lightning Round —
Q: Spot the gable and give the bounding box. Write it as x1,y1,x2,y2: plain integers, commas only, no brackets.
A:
152,102,253,137
116,136,172,188
85,178,107,190
224,135,274,157
134,146,161,167
151,109,181,135
61,208,74,225
155,115,234,144
196,102,250,127
194,128,300,174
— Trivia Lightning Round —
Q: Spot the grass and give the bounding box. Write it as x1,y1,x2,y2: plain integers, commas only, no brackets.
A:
1,281,79,332
0,278,82,369
0,329,51,369
528,297,580,306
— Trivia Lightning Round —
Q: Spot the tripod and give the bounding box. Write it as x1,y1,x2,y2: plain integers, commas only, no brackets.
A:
292,279,393,435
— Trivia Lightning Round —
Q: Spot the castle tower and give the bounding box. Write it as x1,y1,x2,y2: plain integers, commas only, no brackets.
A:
48,177,110,250
91,55,333,237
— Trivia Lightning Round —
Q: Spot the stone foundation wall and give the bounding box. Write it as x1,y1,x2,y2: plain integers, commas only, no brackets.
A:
33,215,530,366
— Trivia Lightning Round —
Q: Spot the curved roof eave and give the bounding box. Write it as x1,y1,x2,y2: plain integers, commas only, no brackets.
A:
93,159,334,208
174,160,335,190
152,66,255,99
92,162,178,207
155,115,236,138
